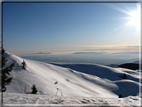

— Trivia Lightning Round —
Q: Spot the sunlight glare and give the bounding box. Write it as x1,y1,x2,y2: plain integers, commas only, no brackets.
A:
109,3,141,31
127,10,140,26
125,4,141,31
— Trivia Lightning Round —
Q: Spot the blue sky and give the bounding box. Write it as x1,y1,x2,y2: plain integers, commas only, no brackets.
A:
3,2,141,55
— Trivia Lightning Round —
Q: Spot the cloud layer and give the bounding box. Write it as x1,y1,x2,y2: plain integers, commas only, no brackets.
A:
31,52,52,54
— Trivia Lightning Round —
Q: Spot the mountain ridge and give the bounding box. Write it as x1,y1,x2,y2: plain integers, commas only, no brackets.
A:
2,51,141,98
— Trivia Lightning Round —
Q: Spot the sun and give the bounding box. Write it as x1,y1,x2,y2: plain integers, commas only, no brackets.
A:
124,4,141,31
127,11,140,26
109,3,141,31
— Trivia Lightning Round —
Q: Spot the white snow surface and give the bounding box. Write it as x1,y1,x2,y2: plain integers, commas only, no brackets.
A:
2,51,142,106
1,92,141,106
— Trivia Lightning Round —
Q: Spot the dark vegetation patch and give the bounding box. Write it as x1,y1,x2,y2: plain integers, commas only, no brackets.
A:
118,63,141,70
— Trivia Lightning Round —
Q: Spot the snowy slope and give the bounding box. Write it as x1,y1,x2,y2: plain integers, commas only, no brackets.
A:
3,51,141,98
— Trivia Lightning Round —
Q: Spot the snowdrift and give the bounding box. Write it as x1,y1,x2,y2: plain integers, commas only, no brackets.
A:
3,51,141,98
2,92,141,106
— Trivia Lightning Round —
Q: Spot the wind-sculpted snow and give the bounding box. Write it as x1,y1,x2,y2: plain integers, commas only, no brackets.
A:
48,63,141,97
2,92,141,106
49,63,140,81
2,51,141,105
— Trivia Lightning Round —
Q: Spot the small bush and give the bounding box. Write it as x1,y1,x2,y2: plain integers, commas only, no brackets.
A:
119,94,122,98
31,84,38,94
122,74,127,79
119,73,127,79
21,60,26,69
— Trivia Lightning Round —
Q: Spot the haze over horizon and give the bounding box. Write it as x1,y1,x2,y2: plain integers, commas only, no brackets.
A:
3,2,141,55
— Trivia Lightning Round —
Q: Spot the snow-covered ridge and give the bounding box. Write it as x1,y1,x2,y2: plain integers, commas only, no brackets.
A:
3,51,141,99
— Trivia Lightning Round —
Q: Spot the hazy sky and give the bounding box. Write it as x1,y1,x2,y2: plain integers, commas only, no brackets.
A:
3,2,141,55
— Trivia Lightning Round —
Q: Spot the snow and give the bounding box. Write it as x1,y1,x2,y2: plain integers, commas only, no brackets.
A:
2,92,141,106
2,51,142,106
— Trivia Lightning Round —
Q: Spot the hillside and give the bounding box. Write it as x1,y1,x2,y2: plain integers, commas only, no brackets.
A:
118,63,141,70
2,51,141,98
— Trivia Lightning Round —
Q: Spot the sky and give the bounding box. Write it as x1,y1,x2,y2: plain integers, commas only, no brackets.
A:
2,2,141,55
